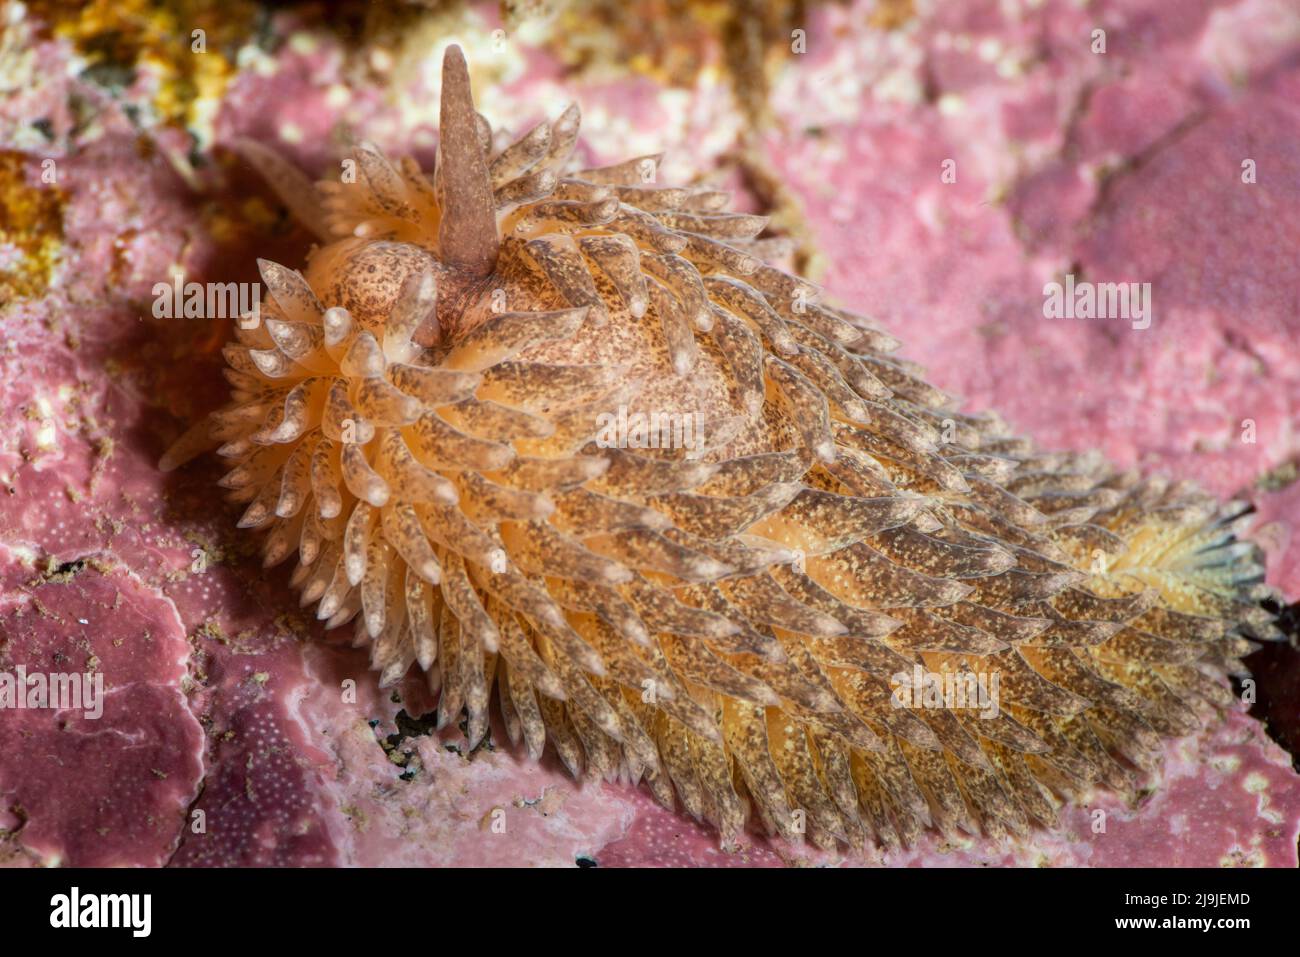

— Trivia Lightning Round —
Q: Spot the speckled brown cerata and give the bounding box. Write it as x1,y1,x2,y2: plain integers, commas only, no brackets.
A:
161,45,1281,850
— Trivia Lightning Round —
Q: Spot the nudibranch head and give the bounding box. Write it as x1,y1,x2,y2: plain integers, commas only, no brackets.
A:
163,45,1278,850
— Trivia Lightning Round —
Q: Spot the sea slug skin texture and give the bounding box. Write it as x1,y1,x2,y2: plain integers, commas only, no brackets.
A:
162,45,1279,851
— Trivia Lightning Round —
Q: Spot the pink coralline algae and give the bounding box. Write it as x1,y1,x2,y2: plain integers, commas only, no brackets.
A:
0,0,1298,868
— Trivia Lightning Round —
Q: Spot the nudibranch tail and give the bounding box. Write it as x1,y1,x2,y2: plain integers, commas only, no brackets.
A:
165,44,1280,851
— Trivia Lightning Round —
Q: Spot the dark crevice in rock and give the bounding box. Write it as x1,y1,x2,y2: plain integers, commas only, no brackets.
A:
374,709,439,781
163,777,208,868
1083,108,1211,233
1244,598,1300,772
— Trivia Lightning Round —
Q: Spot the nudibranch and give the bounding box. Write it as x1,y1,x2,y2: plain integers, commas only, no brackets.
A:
162,45,1279,849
